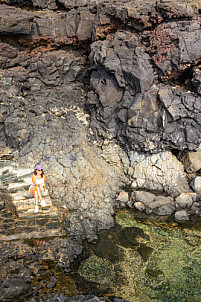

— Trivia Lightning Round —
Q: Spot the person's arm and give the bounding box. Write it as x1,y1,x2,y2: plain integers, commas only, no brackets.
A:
32,175,38,187
44,174,46,190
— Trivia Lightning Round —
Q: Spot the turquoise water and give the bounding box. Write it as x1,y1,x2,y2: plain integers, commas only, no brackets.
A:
77,209,201,302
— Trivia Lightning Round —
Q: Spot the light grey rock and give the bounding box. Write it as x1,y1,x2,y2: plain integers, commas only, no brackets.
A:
190,202,201,214
175,210,189,222
130,151,190,196
175,193,193,209
133,191,155,204
191,177,201,194
150,196,174,208
180,150,201,173
145,196,175,215
153,204,175,216
116,191,129,203
134,201,145,212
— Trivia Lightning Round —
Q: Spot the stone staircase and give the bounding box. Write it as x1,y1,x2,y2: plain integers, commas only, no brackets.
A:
0,160,65,241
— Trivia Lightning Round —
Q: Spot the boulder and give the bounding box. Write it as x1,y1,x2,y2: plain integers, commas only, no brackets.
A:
180,150,201,173
134,201,145,212
190,177,201,194
175,193,193,209
174,210,189,222
129,151,190,196
133,191,155,205
116,191,129,203
145,196,175,215
190,202,201,215
153,204,175,216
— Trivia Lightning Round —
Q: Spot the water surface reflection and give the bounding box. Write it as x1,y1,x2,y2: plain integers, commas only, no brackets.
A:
76,209,201,302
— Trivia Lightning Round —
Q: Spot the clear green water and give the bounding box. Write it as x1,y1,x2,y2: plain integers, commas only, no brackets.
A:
77,209,201,302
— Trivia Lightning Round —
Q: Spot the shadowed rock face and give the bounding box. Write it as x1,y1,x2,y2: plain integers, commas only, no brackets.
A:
0,1,200,153
89,14,201,152
0,4,34,35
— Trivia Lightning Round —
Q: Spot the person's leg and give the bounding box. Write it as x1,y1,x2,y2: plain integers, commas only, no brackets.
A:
38,186,47,207
37,186,43,202
34,190,39,206
30,187,39,213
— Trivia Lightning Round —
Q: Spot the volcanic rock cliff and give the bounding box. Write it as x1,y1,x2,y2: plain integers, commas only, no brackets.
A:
0,0,201,245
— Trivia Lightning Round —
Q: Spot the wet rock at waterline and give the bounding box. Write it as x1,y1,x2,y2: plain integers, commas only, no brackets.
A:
122,190,201,220
133,192,176,216
174,210,190,222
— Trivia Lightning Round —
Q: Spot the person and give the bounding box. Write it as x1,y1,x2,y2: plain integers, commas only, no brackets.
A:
29,165,47,213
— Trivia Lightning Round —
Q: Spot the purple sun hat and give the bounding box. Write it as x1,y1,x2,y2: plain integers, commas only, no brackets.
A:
34,165,43,170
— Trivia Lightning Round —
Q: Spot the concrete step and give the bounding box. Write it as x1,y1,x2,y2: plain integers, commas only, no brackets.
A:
13,198,52,207
17,206,58,219
0,229,65,241
12,192,52,202
11,169,33,179
0,160,17,169
7,178,31,190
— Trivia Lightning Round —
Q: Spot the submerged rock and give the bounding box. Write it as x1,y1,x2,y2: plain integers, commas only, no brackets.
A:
78,256,113,284
0,278,31,301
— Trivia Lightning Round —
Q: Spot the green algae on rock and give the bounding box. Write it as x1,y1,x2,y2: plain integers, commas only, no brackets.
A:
113,209,201,301
78,255,114,284
77,209,201,302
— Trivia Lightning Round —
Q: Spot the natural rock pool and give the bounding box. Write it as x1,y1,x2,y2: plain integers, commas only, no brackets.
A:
74,209,201,302
0,208,201,302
